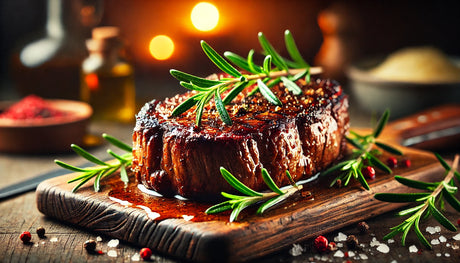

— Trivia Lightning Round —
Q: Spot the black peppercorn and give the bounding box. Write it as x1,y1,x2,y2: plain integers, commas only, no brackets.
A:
36,227,46,238
346,235,359,249
357,221,370,234
84,239,97,252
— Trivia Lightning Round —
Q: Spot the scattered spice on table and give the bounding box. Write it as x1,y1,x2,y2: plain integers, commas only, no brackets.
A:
0,95,65,120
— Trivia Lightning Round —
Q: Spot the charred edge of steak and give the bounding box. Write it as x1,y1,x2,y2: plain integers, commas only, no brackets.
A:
132,78,349,200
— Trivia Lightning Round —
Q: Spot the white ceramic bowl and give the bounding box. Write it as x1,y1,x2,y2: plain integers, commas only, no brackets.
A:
347,57,460,119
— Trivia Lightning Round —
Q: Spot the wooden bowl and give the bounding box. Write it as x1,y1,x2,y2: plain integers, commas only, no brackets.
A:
0,100,92,154
347,57,460,119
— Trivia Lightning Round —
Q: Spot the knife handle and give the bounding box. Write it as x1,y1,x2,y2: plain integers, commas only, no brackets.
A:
384,104,460,151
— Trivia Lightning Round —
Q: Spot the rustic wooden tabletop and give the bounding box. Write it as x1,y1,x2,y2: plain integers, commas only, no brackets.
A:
1,120,459,263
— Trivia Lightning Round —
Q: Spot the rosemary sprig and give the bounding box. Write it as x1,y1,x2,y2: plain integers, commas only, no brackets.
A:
374,154,460,249
320,109,403,190
55,133,133,193
170,30,323,126
206,167,304,222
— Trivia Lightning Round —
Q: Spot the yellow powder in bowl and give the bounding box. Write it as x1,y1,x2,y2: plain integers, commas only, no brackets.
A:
368,47,460,83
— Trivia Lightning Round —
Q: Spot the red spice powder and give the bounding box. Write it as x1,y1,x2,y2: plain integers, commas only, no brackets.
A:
0,95,65,120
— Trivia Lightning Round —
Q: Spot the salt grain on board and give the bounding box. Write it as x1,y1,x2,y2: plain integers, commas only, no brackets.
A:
445,253,450,257
334,232,347,242
436,253,442,257
370,237,380,247
289,243,304,256
359,254,368,260
50,237,58,242
131,253,140,261
348,251,355,257
409,245,418,253
376,244,390,253
182,215,194,221
439,235,447,243
453,233,460,241
333,250,344,258
387,239,395,244
108,239,119,248
426,226,442,234
431,239,440,245
96,236,102,242
107,250,117,258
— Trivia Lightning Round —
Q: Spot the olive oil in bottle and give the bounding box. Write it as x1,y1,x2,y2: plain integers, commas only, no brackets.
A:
81,27,135,123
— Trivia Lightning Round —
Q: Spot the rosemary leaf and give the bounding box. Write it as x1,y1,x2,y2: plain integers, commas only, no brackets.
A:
290,69,308,82
170,93,202,117
368,154,392,174
120,164,129,185
414,216,431,249
170,69,222,87
215,88,232,125
222,81,248,105
230,200,256,222
224,51,253,73
442,188,460,211
71,175,94,193
257,194,287,214
94,170,104,192
373,109,390,138
258,32,289,71
374,192,431,203
71,144,107,166
205,201,233,214
394,175,438,191
201,40,242,78
397,203,425,216
257,79,282,106
375,141,403,155
261,168,284,195
263,55,272,74
280,76,302,95
220,167,263,197
103,133,133,152
284,30,308,67
55,160,89,173
247,49,263,73
356,168,371,190
180,81,212,92
435,153,460,180
428,201,457,231
221,192,246,200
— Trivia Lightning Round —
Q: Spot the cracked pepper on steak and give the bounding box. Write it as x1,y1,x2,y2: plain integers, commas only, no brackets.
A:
132,78,349,199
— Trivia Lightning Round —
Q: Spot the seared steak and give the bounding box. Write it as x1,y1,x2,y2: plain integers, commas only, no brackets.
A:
132,78,349,199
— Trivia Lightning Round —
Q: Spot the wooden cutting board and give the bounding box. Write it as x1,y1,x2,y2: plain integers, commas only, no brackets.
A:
36,105,460,263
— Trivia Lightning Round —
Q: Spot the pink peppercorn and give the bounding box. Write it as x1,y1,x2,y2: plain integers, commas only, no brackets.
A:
387,156,398,168
362,166,376,180
20,231,31,243
314,235,329,252
140,247,152,260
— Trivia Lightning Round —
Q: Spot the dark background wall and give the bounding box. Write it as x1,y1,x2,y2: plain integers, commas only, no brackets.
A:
1,0,460,101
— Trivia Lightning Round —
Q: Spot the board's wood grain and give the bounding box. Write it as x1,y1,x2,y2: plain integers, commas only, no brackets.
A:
36,147,446,263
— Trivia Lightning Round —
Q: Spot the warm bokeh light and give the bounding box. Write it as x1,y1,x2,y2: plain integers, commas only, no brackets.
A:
191,2,219,32
149,35,175,60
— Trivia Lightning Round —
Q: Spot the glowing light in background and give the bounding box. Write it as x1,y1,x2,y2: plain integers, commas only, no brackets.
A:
191,2,219,32
149,35,175,60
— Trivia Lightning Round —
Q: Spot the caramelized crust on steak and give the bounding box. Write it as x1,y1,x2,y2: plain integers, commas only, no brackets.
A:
132,78,349,199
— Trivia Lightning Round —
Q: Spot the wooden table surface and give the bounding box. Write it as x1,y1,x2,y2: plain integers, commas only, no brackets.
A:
1,121,459,263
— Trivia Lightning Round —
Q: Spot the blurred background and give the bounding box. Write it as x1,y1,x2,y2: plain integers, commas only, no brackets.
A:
1,0,460,110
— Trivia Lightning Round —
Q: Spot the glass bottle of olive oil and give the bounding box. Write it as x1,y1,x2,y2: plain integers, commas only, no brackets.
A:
81,27,135,123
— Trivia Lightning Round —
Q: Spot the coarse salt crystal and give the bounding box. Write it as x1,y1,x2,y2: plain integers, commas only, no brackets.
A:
50,237,58,242
409,245,418,253
446,243,451,247
333,250,344,258
439,235,447,243
359,254,368,260
452,244,459,250
334,232,347,242
453,233,460,241
320,255,329,261
436,253,442,257
96,236,102,242
434,226,441,232
426,226,437,234
370,237,380,247
390,260,397,263
107,250,117,257
131,253,140,261
376,244,390,253
348,251,355,257
431,239,440,245
445,253,450,257
387,239,395,244
108,239,119,248
337,243,343,248
289,243,304,256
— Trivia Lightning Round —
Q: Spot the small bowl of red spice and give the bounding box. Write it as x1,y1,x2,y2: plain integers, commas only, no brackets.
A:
0,95,92,154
